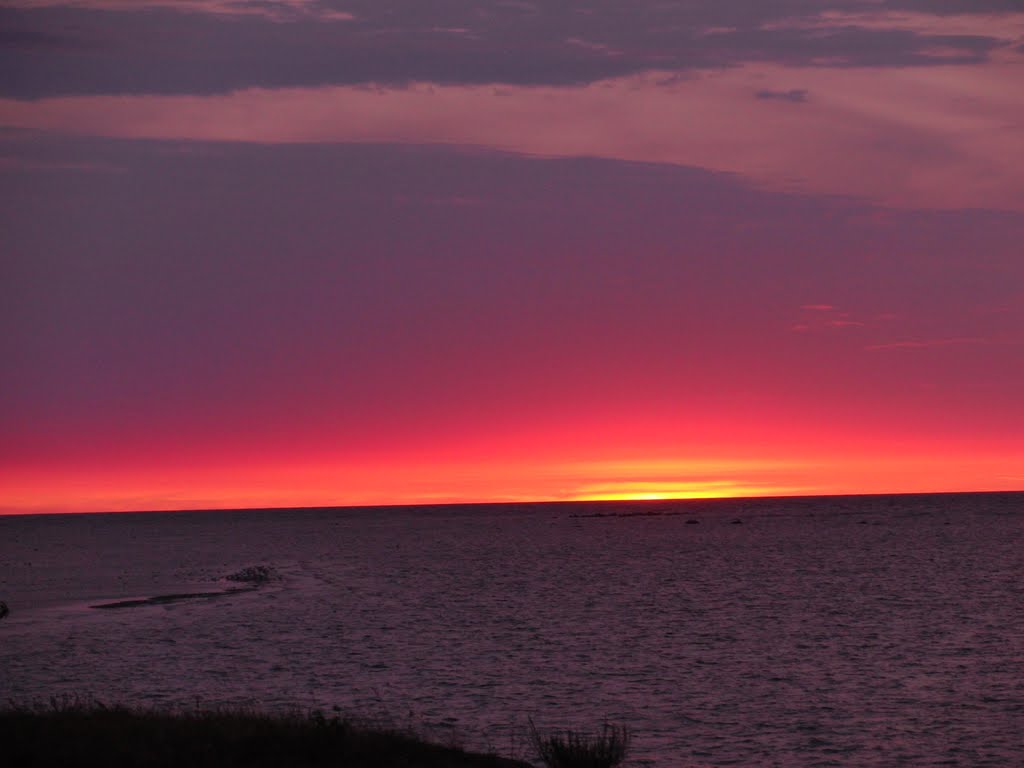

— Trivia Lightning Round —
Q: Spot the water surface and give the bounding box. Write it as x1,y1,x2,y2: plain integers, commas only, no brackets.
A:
2,493,1022,766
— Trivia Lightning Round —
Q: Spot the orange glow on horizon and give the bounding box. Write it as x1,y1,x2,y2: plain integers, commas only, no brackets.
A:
3,441,1021,515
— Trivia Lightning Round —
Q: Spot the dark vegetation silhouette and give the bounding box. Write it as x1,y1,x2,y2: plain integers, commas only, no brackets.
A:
528,719,630,768
1,698,529,768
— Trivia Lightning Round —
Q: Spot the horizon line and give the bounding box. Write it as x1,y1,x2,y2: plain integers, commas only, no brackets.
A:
3,487,1021,519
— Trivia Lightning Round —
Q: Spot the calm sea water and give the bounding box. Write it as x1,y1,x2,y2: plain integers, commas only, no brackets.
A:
2,493,1022,766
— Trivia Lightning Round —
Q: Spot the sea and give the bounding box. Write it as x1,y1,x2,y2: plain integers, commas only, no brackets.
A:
1,492,1022,766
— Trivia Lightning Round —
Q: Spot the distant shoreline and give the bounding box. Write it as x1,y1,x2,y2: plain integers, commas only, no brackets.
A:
2,488,1021,519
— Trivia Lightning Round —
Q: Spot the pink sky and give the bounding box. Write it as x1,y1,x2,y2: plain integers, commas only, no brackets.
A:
2,0,1022,513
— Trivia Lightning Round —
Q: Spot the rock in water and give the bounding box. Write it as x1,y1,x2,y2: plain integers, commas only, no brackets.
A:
225,565,278,585
0,601,9,620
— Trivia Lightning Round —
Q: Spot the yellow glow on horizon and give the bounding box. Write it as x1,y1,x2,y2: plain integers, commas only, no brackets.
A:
583,492,676,501
566,478,802,502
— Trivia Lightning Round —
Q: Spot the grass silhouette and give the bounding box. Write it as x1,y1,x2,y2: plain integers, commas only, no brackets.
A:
528,719,630,768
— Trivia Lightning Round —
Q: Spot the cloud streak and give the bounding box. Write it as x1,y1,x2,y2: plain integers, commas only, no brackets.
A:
0,2,1019,98
866,337,1014,351
2,0,354,22
4,55,1022,211
756,88,808,102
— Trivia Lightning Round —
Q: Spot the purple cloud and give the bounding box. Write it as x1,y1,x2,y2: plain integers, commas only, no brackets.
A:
0,1,1012,98
755,88,809,102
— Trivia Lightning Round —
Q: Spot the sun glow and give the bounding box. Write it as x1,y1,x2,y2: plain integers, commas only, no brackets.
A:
588,492,676,501
569,482,798,502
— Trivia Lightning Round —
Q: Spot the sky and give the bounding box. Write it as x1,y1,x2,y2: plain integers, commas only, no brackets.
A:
2,0,1023,514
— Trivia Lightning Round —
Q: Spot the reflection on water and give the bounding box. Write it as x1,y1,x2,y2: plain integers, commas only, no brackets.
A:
1,493,1022,766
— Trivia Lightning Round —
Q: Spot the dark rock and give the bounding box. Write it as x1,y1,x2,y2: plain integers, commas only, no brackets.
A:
225,565,278,585
685,519,700,525
0,601,8,619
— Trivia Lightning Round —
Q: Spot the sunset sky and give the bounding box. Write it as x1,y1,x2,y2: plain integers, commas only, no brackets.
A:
2,0,1023,514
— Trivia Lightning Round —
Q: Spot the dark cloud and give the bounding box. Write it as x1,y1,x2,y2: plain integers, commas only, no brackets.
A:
0,13,99,52
888,0,1024,13
0,1,1013,98
755,88,809,102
